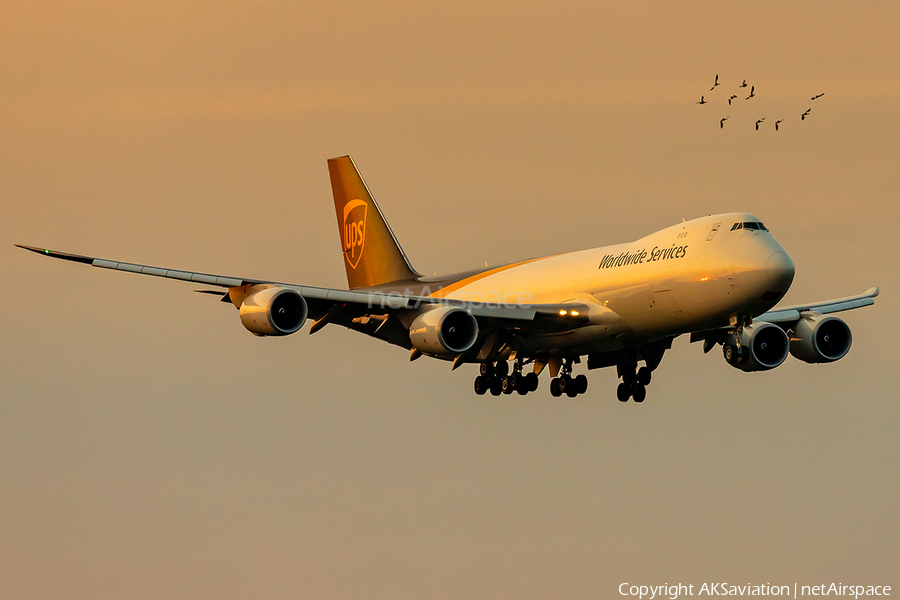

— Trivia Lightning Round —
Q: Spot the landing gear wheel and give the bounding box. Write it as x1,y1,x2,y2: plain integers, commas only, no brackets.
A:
724,344,735,364
479,362,493,377
574,374,588,394
512,373,525,392
501,376,514,395
558,375,569,394
525,372,539,392
637,367,652,386
490,378,502,396
516,374,529,396
566,383,579,398
550,378,562,397
474,376,488,395
617,383,632,402
632,384,646,403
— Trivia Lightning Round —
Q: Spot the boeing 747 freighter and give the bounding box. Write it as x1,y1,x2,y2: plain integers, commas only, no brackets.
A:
18,156,878,402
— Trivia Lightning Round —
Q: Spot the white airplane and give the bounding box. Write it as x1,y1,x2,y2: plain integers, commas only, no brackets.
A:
18,156,879,402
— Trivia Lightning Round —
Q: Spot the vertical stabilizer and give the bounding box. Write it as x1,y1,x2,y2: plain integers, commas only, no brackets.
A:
328,156,420,289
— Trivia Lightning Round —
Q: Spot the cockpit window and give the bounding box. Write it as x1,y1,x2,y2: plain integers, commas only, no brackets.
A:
731,221,768,231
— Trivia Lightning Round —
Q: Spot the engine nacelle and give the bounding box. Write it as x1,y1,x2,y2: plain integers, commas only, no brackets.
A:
725,321,790,372
239,287,308,336
790,314,852,363
409,306,479,356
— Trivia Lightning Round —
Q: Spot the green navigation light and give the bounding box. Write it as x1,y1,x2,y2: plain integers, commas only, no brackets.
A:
44,249,50,254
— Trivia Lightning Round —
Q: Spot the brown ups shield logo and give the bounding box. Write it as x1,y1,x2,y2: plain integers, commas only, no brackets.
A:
342,199,368,270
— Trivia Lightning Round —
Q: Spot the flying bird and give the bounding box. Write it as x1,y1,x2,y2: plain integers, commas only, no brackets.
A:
775,120,783,131
755,118,765,130
812,93,825,100
720,117,728,129
746,85,755,100
728,94,737,105
740,80,748,88
710,74,720,91
801,108,811,120
696,96,707,104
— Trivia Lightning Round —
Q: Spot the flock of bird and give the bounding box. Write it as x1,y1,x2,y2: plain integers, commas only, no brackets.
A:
696,74,825,131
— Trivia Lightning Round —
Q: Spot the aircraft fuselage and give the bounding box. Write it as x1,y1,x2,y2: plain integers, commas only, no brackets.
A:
416,213,795,355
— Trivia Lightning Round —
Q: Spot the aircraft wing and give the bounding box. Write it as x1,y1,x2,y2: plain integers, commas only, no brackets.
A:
15,244,591,326
687,286,879,351
755,287,880,324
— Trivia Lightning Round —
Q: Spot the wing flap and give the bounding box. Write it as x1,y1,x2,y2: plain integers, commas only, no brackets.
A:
755,309,801,324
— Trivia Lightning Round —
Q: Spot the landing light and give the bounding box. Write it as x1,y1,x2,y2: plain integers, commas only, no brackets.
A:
559,310,568,316
701,276,709,281
571,310,580,316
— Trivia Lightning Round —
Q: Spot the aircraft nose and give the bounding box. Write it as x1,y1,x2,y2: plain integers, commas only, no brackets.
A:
766,251,795,292
733,235,794,302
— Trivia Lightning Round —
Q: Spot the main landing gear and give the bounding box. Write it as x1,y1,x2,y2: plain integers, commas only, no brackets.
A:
549,360,588,398
473,360,539,396
474,353,660,402
616,365,653,403
474,359,590,398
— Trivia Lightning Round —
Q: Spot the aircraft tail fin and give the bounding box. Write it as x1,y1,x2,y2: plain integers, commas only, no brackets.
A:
328,156,420,289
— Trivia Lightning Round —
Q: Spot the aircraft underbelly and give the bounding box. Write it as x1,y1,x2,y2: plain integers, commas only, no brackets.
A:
513,325,626,354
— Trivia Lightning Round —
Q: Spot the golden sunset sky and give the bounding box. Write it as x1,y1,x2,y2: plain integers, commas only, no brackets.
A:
2,1,898,598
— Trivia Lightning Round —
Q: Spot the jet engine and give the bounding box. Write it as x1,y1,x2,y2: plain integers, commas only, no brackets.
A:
789,314,852,363
724,321,790,372
409,306,479,356
239,286,308,336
